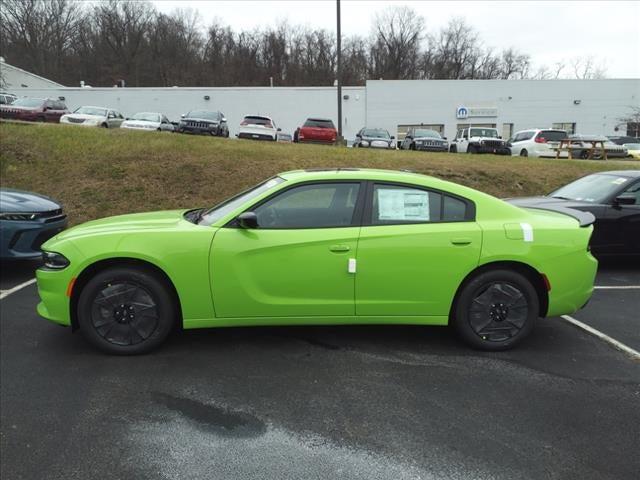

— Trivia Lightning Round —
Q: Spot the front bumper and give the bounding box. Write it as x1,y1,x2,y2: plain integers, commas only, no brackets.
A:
178,125,219,135
36,266,73,326
476,145,510,155
415,145,448,152
0,216,68,259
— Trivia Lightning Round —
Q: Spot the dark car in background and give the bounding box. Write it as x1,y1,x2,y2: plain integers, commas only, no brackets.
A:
507,170,640,257
297,118,337,145
177,110,229,137
0,188,67,260
0,97,68,122
353,127,395,149
400,127,448,151
0,92,17,105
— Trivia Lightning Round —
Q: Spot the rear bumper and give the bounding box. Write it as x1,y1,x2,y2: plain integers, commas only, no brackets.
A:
299,139,335,145
237,132,276,141
544,250,598,317
0,217,68,259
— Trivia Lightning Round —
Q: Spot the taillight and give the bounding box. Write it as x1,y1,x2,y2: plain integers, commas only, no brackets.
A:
265,122,273,128
240,120,249,126
535,136,547,143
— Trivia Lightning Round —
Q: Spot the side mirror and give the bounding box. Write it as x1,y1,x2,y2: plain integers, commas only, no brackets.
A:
238,211,259,228
356,134,362,138
277,127,282,132
406,135,412,140
390,135,395,139
442,136,447,140
614,194,636,206
221,117,227,122
181,114,186,118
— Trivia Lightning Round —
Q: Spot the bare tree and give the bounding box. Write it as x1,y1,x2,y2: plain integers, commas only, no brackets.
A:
570,55,607,79
617,106,640,137
369,6,424,80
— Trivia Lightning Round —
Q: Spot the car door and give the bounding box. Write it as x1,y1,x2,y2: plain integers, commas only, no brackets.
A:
211,181,364,318
602,180,640,254
160,115,173,131
402,129,413,150
43,100,58,122
355,182,482,317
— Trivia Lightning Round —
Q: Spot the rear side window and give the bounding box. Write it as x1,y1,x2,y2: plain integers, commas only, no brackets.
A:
304,119,335,129
371,184,473,225
538,130,567,142
254,183,360,229
515,131,534,141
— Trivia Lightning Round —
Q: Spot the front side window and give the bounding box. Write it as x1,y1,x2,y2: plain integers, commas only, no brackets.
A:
371,184,472,225
620,181,640,205
12,98,45,108
254,183,360,229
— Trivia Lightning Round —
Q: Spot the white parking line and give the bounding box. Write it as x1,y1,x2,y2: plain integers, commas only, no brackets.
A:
561,315,640,361
0,278,37,300
594,286,640,290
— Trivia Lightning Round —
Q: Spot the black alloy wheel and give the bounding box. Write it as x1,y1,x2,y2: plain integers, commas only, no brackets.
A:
77,266,176,355
452,269,538,350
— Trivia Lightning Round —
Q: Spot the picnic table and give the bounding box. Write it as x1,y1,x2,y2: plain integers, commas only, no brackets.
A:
554,138,608,160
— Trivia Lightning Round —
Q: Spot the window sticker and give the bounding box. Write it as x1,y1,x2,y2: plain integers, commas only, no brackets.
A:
378,189,429,221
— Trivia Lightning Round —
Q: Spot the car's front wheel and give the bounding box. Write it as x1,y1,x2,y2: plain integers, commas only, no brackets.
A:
520,149,528,157
452,269,538,351
77,266,177,355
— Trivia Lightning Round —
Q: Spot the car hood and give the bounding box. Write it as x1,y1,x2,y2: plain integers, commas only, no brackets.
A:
505,196,596,227
122,120,161,128
182,117,219,123
413,136,446,142
64,113,105,120
0,188,61,213
55,210,191,241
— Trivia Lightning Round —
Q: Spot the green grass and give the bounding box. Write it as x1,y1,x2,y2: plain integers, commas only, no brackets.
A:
1,121,636,225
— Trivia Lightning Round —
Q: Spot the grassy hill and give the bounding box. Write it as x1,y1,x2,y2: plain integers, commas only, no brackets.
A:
1,121,635,225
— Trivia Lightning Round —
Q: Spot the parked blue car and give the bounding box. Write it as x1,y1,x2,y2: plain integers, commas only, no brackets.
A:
0,188,67,260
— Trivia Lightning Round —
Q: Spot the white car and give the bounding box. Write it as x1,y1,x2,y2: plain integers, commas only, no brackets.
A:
508,129,568,158
120,112,174,132
236,114,280,141
450,127,510,155
60,106,124,128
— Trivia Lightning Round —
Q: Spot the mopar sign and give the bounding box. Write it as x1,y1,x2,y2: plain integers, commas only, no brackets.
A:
456,106,469,119
456,106,498,119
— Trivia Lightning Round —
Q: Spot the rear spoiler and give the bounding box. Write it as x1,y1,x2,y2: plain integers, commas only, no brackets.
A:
519,205,595,227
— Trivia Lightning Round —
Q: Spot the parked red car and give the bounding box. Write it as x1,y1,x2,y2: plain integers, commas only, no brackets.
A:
296,118,337,144
0,97,69,122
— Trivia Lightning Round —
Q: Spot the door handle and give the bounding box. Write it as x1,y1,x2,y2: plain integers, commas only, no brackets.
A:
329,244,350,253
450,237,472,246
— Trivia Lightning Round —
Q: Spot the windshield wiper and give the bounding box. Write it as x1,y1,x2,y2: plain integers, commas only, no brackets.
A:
550,196,572,200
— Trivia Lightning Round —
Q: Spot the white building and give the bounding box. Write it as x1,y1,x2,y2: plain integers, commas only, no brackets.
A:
2,60,638,141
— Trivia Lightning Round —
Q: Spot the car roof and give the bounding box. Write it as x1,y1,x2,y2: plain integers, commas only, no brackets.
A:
307,118,332,122
244,114,272,119
78,105,109,109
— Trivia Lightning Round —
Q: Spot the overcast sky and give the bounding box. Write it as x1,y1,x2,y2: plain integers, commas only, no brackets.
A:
152,0,639,79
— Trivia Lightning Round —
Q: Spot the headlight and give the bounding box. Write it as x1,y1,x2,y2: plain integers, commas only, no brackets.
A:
42,251,70,270
0,212,38,221
361,140,369,147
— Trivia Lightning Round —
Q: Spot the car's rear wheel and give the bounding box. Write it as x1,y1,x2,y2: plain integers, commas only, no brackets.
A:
77,266,176,355
452,269,538,351
520,149,528,157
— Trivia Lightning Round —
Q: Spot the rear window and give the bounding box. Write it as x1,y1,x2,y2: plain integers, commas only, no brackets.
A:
243,116,273,127
304,119,335,129
538,130,567,142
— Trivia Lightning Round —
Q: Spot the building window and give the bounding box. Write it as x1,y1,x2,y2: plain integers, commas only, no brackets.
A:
456,123,497,131
502,123,514,140
627,123,640,137
552,122,576,134
397,124,445,141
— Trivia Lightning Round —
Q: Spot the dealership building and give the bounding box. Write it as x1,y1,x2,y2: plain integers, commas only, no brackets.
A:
2,61,638,142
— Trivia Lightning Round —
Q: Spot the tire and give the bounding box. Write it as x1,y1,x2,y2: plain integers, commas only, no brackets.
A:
101,123,108,128
409,143,415,151
520,149,528,157
449,145,457,153
579,150,589,160
76,266,177,355
452,269,538,351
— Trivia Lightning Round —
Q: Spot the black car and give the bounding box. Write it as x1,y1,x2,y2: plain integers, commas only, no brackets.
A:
400,127,448,152
177,110,229,137
507,170,640,257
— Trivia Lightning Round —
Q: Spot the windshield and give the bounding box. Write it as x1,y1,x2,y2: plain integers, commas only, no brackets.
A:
10,98,44,108
304,119,335,129
74,106,107,116
550,173,631,203
187,111,219,120
132,112,160,122
362,129,390,139
413,129,441,138
199,177,286,225
470,128,498,138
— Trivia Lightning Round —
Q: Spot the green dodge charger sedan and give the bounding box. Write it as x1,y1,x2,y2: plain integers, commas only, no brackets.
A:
36,169,598,354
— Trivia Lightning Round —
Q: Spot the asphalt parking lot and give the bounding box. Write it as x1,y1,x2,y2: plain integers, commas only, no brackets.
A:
1,259,638,480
